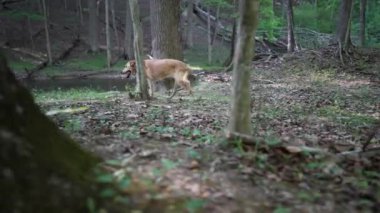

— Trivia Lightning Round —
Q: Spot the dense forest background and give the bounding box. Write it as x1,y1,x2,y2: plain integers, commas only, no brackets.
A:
1,0,379,74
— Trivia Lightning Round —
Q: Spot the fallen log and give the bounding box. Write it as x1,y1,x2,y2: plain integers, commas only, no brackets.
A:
24,37,81,79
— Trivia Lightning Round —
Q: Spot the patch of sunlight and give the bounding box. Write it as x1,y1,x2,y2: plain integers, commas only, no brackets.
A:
310,69,337,83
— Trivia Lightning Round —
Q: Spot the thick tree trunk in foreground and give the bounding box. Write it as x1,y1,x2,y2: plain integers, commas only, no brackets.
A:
88,0,99,52
150,0,183,60
285,0,295,52
129,0,149,100
0,54,99,212
228,0,259,135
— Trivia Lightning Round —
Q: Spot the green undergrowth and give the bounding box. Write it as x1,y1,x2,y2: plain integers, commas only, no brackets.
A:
184,44,228,71
9,52,125,74
33,88,121,102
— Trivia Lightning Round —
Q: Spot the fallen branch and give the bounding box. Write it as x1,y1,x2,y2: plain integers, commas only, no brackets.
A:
337,147,380,158
25,37,81,79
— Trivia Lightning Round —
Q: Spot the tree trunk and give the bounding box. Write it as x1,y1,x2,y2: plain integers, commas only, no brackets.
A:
228,0,259,135
105,0,111,70
0,54,99,212
211,5,220,46
150,0,183,60
336,0,353,50
185,0,194,48
88,0,99,52
207,6,212,64
42,0,52,65
285,0,295,52
27,16,35,50
78,0,84,26
359,0,367,47
110,0,120,55
124,0,134,59
223,0,238,68
129,0,149,100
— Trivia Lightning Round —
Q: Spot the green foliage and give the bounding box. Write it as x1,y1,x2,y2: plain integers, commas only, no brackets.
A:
120,127,140,140
185,199,206,213
33,88,117,102
8,60,35,73
161,158,178,171
258,0,281,40
63,118,83,133
0,10,43,21
293,1,338,33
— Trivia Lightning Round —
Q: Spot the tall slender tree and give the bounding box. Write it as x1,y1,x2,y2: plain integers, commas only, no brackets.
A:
105,0,111,70
42,0,52,65
285,0,295,52
88,0,99,52
124,0,134,59
129,0,149,100
110,0,120,55
228,0,259,136
185,0,195,48
150,0,183,60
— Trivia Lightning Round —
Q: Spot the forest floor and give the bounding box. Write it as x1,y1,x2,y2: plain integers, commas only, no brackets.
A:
36,48,380,212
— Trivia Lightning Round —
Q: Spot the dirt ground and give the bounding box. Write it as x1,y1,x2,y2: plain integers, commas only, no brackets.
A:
37,49,380,212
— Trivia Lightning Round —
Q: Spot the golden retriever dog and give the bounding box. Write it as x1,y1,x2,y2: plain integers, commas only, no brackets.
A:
121,59,193,98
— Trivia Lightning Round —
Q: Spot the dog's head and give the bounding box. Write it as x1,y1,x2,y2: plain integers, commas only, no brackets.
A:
121,60,137,78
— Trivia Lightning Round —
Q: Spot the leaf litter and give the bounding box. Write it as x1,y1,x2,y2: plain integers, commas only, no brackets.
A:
38,50,380,212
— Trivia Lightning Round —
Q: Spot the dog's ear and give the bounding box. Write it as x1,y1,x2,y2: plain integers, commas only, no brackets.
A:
129,60,136,66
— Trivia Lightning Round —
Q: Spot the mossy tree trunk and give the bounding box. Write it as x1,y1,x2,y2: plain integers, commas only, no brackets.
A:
227,0,259,136
0,54,100,212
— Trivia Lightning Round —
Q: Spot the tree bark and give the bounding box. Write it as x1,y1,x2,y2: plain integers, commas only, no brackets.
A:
129,0,149,100
124,0,134,59
88,0,98,52
336,0,353,50
78,0,84,26
223,0,237,68
207,6,212,64
150,0,183,60
105,0,111,70
185,0,194,48
42,0,52,65
110,0,120,55
285,0,295,52
0,54,99,212
359,0,367,47
228,0,259,135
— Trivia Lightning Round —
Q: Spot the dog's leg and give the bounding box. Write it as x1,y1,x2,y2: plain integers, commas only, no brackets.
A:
148,80,154,97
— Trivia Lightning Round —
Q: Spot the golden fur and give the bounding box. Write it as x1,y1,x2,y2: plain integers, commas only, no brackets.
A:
122,59,193,97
